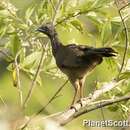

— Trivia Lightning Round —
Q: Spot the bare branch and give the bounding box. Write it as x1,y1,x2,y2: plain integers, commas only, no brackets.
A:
115,1,130,79
35,79,68,116
22,44,48,108
17,94,130,130
44,79,124,126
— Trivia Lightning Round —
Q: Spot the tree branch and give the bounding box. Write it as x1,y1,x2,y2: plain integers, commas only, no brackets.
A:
74,95,130,118
43,79,124,126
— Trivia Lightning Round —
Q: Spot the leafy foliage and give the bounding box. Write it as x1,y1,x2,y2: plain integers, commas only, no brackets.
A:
0,0,130,129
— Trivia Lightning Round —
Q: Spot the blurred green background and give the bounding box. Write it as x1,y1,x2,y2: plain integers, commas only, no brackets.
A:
0,0,130,130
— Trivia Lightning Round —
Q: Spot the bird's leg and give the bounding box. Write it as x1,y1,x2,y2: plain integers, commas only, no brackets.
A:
71,80,80,106
78,78,86,107
79,81,83,99
79,78,85,99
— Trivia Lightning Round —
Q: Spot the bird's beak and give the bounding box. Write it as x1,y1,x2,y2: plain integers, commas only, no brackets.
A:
111,50,118,56
36,27,45,33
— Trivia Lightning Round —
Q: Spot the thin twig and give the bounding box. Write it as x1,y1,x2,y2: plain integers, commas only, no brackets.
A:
52,0,63,24
14,51,23,106
0,49,13,61
22,43,48,108
22,0,64,109
115,1,130,79
35,79,68,116
56,6,101,26
0,95,7,107
49,0,57,13
20,79,68,130
7,8,24,24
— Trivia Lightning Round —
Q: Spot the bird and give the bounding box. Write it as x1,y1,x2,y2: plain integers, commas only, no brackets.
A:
37,23,117,106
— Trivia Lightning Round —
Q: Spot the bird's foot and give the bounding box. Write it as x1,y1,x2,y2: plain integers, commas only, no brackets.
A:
78,95,93,107
70,101,84,112
70,105,78,112
77,98,86,107
70,96,93,111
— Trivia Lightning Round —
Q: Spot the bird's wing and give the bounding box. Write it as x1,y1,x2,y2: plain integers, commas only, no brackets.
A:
61,44,99,68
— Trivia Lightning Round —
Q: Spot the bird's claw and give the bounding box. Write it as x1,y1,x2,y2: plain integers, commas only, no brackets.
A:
70,99,86,112
70,105,78,112
78,98,86,107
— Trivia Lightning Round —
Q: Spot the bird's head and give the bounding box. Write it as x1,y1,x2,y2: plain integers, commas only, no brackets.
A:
37,22,56,37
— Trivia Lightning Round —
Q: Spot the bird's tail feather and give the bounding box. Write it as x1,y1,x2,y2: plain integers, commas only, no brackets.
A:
92,47,117,57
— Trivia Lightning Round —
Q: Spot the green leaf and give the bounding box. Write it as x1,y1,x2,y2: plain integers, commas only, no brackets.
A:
70,19,83,33
101,21,112,44
36,75,42,86
108,104,119,112
21,52,41,69
121,104,129,112
111,16,122,23
87,12,103,26
91,0,110,8
7,63,13,71
18,23,28,30
0,24,7,37
113,44,130,57
79,0,94,11
20,48,26,63
8,34,21,57
25,6,35,20
119,72,130,80
0,10,10,18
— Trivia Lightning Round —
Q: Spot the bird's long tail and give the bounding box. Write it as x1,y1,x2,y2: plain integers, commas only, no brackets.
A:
91,47,117,57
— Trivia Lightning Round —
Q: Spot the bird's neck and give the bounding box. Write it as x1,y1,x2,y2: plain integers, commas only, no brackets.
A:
48,33,62,56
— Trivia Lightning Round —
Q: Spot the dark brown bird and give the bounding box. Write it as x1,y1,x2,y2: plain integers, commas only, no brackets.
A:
37,23,117,106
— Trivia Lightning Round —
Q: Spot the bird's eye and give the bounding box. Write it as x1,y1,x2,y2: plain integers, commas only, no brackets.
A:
44,27,49,31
